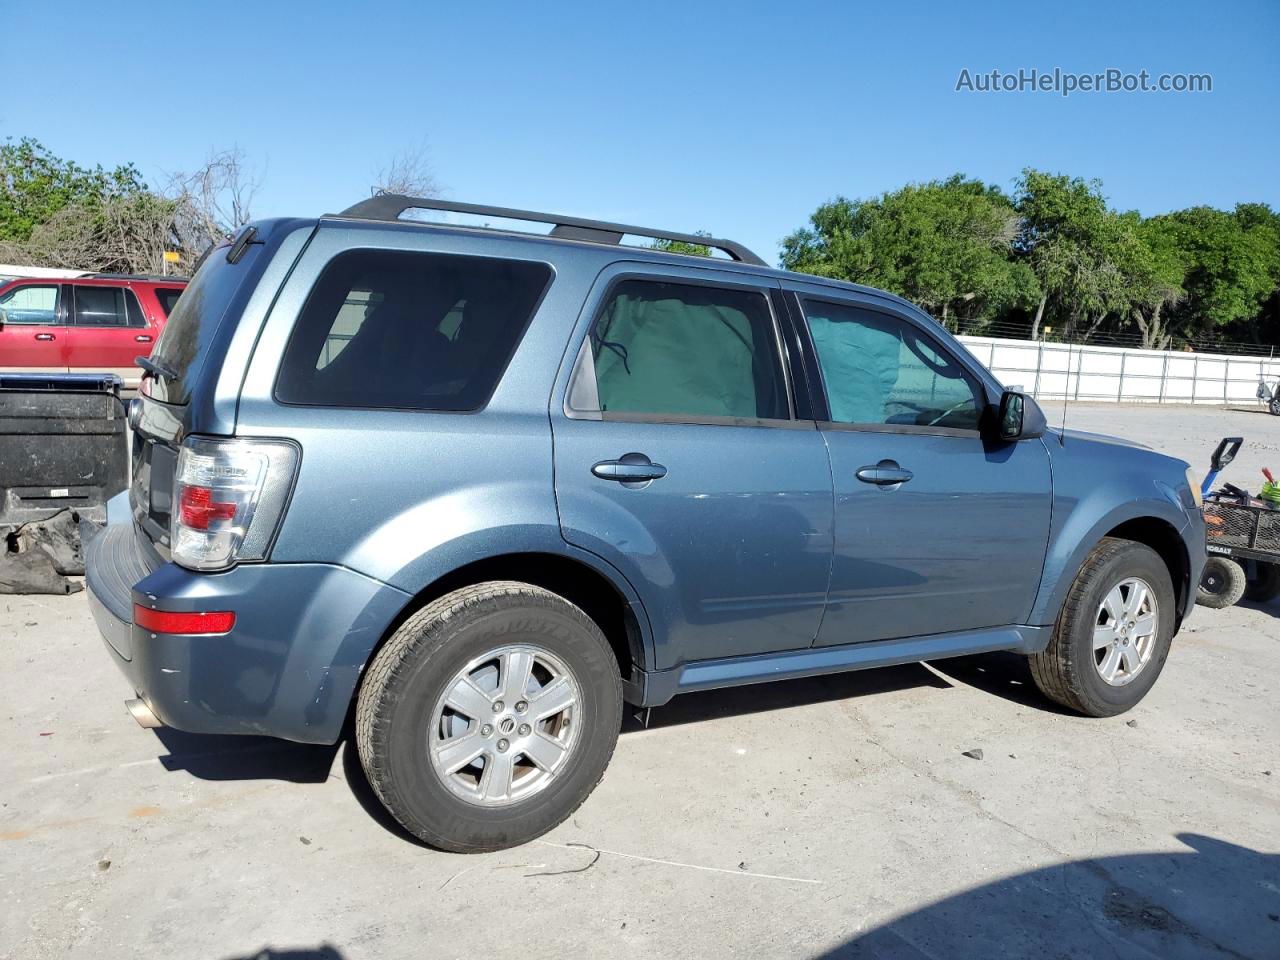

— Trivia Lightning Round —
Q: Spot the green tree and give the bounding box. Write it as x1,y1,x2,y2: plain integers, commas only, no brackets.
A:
650,231,713,257
1150,205,1280,344
0,137,145,243
1013,169,1131,340
781,175,1039,328
1127,216,1188,349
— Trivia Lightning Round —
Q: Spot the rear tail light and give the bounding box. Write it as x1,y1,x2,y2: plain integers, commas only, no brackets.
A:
171,437,299,571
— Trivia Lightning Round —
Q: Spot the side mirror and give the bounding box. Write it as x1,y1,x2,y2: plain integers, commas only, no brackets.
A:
994,390,1045,441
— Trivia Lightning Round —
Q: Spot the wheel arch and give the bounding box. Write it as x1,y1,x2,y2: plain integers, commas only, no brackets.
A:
353,550,654,715
1103,516,1192,619
1032,501,1195,627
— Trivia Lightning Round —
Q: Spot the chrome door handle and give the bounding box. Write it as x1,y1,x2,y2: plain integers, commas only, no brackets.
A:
35,332,55,341
135,334,153,343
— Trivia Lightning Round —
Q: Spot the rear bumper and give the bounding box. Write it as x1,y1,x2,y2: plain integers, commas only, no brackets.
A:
85,520,410,744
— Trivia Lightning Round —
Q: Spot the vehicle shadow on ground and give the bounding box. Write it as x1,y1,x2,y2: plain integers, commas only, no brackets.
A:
150,728,339,784
623,662,951,732
221,948,345,960
1238,596,1280,618
145,663,961,846
819,833,1279,960
923,650,1072,714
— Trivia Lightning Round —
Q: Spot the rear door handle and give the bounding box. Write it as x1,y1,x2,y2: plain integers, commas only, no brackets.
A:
35,332,55,341
592,453,667,484
856,461,914,486
135,334,153,343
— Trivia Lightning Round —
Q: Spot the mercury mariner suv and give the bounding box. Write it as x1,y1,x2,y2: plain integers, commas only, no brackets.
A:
85,196,1207,852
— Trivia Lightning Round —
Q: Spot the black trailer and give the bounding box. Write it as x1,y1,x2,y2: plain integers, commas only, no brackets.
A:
0,373,128,594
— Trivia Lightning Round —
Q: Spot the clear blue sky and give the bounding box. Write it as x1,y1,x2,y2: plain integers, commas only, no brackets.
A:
4,0,1277,265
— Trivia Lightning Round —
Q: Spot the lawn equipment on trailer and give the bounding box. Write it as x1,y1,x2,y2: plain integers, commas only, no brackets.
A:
1196,436,1280,608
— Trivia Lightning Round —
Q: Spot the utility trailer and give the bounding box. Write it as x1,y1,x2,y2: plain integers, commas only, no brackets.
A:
0,373,128,594
1196,437,1280,608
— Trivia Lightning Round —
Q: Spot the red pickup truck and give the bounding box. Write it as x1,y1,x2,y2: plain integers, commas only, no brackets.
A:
0,274,187,389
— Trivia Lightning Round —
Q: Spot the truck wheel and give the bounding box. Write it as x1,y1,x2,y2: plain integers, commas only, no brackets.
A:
1197,556,1247,609
1029,538,1175,717
355,582,622,852
1244,562,1280,603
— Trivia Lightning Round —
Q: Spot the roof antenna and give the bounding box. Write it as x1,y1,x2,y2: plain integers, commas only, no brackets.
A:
1059,338,1072,445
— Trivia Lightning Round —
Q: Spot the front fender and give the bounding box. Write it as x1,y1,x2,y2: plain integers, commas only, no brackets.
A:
1030,491,1193,627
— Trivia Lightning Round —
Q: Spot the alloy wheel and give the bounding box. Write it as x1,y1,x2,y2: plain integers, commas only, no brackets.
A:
428,645,581,806
1093,577,1159,686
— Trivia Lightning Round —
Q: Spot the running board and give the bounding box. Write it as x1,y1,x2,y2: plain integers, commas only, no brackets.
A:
631,624,1051,707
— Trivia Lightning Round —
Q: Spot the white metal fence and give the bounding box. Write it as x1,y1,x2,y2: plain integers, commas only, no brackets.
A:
958,335,1280,406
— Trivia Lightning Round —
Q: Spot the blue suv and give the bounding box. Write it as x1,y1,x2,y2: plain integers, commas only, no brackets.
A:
86,196,1206,851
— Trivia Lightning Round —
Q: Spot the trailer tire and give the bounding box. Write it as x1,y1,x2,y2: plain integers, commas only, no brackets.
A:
1197,556,1247,609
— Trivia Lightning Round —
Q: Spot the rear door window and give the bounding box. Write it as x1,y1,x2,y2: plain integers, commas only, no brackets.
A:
275,249,552,411
582,278,789,421
73,286,141,327
0,284,61,324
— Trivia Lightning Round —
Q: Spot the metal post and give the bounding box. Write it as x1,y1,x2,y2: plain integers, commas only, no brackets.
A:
1191,354,1199,404
1117,351,1127,402
1158,353,1169,404
1033,341,1043,397
1224,356,1230,405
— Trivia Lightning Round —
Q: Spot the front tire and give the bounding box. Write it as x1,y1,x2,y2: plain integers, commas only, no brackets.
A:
1269,396,1280,416
356,582,622,852
1030,538,1175,717
1197,556,1247,609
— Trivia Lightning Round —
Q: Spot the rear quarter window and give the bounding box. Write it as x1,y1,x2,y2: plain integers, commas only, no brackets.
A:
153,287,185,317
275,249,552,411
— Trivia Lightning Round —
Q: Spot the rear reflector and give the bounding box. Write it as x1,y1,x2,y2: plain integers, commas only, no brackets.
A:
133,604,235,635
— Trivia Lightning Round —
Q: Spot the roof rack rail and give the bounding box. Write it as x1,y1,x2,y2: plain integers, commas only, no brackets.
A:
86,272,188,282
333,194,767,267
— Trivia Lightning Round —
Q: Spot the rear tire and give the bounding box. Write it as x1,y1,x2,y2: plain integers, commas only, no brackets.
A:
1029,538,1175,717
1244,562,1280,603
356,582,622,852
1269,397,1280,416
1197,556,1247,609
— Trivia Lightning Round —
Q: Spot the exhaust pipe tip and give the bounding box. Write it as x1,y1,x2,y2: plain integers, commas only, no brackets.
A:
125,698,163,729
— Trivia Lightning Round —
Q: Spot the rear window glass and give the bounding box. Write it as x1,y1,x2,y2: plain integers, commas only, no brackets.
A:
148,247,258,403
275,249,552,411
153,288,184,317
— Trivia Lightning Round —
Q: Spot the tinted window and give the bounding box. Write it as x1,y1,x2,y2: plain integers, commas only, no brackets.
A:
153,287,184,317
588,279,788,420
149,244,261,403
125,289,147,327
803,300,982,430
0,284,60,324
276,249,552,411
73,286,131,326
